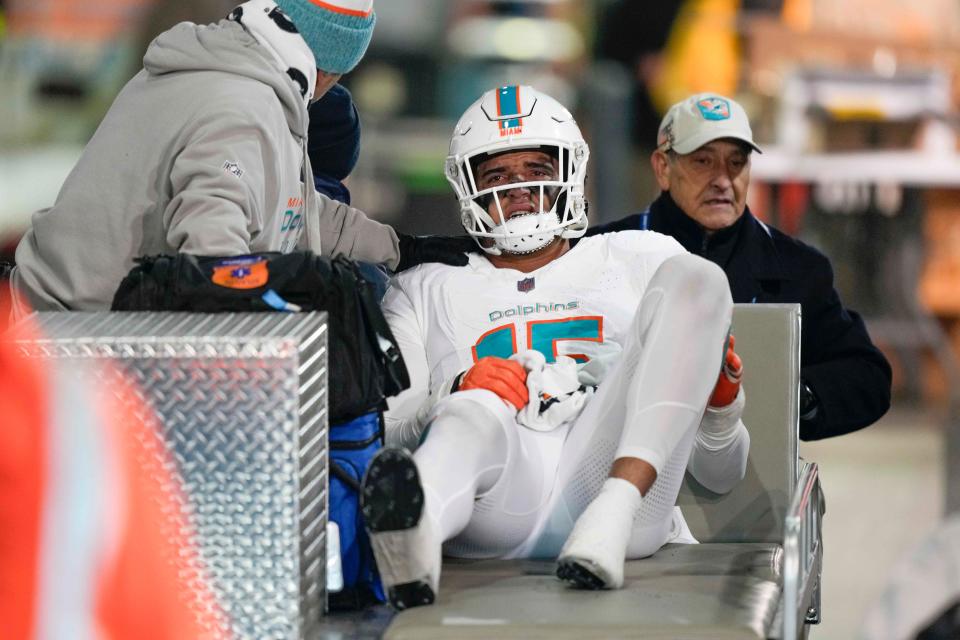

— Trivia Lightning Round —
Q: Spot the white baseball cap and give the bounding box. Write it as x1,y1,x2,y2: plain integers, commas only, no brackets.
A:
656,93,762,154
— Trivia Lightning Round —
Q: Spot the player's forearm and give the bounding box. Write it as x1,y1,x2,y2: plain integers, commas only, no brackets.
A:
688,421,749,494
384,415,425,450
687,389,750,494
384,371,463,450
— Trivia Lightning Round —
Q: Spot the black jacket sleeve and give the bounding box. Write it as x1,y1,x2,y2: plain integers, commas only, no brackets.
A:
589,206,892,440
585,214,643,236
797,251,892,440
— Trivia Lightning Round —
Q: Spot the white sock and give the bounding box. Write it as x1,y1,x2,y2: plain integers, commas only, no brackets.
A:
558,477,642,589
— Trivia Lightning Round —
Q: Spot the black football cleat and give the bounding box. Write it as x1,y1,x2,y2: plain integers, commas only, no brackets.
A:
361,447,439,610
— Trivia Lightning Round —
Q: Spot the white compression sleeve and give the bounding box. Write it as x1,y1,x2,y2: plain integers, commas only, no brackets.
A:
382,281,463,451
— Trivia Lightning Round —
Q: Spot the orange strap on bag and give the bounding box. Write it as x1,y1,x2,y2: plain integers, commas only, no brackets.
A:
709,334,743,408
459,356,529,409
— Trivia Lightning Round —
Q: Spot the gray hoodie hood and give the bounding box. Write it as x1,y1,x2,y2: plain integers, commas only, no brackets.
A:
144,19,308,138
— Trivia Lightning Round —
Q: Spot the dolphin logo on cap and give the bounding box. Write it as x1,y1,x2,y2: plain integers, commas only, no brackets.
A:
696,97,731,121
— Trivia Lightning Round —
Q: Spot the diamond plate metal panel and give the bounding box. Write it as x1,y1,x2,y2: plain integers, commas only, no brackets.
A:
16,312,328,640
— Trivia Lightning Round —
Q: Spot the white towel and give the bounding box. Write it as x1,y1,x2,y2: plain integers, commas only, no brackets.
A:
510,350,594,432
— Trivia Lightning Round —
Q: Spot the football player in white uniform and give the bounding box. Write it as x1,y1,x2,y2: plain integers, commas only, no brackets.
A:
362,86,750,610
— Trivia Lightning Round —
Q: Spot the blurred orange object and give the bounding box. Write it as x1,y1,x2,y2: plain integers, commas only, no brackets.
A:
0,293,225,639
920,189,960,317
5,0,154,43
650,0,742,113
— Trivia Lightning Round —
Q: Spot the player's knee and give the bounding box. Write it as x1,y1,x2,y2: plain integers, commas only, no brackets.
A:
657,253,731,317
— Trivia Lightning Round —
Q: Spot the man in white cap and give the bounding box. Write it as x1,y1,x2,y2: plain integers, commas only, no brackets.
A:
8,0,470,317
587,92,891,442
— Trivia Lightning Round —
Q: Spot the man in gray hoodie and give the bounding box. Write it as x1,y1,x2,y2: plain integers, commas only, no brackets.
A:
9,0,467,317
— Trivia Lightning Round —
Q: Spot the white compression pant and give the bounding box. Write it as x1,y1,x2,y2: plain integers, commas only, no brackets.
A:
413,253,733,560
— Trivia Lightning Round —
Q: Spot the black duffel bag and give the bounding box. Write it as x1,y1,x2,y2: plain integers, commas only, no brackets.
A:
111,252,408,423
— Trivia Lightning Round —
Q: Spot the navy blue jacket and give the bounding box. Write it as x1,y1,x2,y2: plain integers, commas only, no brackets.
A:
587,193,892,440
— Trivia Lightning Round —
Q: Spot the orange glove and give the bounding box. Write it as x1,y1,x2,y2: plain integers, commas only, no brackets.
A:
709,335,743,408
459,357,529,409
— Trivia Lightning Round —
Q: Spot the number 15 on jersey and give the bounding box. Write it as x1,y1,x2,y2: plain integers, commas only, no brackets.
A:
472,315,603,364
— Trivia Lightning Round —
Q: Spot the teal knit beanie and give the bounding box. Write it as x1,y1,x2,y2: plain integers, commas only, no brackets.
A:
273,0,375,74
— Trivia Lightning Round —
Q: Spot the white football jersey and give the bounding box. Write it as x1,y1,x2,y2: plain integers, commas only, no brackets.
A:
384,231,686,428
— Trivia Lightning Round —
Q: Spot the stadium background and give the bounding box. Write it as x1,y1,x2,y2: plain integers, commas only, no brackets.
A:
1,2,958,637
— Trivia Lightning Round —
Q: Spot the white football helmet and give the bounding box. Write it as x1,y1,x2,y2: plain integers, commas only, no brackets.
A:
445,85,589,255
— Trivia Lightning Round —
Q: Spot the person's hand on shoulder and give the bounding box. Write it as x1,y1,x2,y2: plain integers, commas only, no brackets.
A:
395,234,480,272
